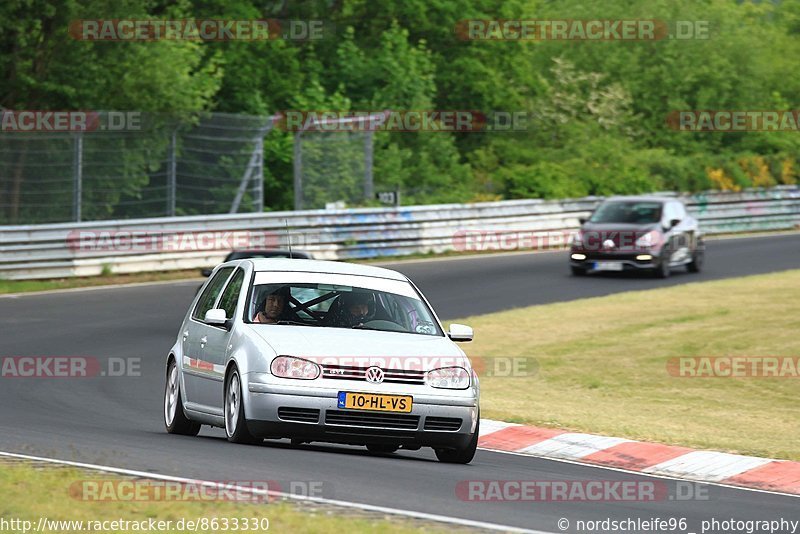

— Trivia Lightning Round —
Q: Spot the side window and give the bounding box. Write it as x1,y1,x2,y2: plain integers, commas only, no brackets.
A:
193,267,234,321
217,269,245,319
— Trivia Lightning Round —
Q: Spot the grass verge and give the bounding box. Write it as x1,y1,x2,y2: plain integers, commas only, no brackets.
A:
0,270,203,295
459,269,800,461
0,461,452,533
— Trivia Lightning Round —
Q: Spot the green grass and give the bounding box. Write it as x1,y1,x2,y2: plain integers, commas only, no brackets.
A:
0,461,453,533
457,269,800,461
0,270,203,295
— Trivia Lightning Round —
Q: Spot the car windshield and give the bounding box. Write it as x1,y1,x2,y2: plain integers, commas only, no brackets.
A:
589,201,662,224
246,275,443,337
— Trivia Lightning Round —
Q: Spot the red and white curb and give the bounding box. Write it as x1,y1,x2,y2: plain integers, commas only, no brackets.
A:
479,419,800,495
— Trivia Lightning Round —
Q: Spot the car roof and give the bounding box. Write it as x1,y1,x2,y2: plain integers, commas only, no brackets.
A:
244,258,408,281
226,249,312,258
603,195,678,204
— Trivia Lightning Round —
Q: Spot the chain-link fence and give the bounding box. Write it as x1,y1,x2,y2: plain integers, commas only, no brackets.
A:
292,112,388,210
0,112,273,224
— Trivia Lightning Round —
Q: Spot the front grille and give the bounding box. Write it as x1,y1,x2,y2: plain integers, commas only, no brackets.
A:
278,407,320,423
321,364,425,385
424,416,463,432
325,410,419,430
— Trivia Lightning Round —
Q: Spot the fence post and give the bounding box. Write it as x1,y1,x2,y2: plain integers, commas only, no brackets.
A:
167,129,176,217
364,130,374,203
293,132,303,210
253,136,264,212
72,132,83,222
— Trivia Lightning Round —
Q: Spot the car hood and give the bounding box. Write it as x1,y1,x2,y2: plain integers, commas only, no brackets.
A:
248,325,469,370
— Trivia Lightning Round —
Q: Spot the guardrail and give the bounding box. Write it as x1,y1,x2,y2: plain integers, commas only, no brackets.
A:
1,186,799,280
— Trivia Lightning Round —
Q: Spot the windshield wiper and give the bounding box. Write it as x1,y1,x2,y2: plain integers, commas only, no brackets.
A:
276,320,319,327
350,324,391,332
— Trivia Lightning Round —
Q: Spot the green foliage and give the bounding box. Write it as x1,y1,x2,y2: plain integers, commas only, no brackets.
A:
3,0,799,215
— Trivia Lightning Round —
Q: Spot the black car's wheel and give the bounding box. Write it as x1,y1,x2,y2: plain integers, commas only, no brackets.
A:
164,359,201,436
687,239,704,273
435,417,479,464
654,240,673,279
224,368,262,445
570,266,587,276
366,444,399,454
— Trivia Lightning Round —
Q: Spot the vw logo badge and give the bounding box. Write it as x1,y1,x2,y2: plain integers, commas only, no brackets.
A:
365,366,384,384
602,239,616,249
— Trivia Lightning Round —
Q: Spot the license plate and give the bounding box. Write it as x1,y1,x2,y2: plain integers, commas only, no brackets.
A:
593,261,623,271
337,392,413,413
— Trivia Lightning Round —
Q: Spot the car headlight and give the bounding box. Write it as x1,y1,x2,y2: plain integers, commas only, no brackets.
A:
635,230,661,249
426,366,470,389
271,356,320,380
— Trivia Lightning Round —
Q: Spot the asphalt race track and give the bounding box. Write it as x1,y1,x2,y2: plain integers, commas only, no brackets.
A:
1,233,798,532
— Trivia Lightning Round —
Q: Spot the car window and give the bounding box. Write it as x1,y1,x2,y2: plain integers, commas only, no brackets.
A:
589,201,662,224
193,267,234,321
247,281,443,336
217,268,245,319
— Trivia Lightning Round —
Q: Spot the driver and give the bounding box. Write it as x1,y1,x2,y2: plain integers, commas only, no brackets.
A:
254,286,290,324
331,292,376,327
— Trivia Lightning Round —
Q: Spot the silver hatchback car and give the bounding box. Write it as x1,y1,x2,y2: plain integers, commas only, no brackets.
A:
164,259,480,463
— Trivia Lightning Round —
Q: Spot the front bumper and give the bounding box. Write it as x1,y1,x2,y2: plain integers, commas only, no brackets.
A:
569,249,660,271
244,380,479,449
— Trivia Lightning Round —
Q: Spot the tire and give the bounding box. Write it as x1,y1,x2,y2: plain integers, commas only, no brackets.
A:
366,444,399,454
435,417,479,464
224,368,261,445
687,239,704,273
570,266,587,276
654,241,672,279
164,359,201,436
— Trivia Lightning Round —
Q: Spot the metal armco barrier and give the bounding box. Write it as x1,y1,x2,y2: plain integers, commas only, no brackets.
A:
1,187,798,280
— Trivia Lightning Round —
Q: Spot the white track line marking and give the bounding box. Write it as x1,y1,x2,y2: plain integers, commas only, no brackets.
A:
643,451,774,482
0,450,553,534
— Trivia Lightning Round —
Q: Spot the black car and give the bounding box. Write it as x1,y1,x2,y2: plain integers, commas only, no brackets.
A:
200,249,314,277
569,196,704,278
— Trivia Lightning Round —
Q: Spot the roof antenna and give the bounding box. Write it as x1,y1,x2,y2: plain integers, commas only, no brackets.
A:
285,219,293,259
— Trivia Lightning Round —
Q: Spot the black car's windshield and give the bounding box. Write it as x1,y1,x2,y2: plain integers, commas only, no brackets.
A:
247,282,442,336
589,201,662,224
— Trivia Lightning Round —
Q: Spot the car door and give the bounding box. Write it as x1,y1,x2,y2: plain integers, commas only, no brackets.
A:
199,267,245,412
182,266,234,413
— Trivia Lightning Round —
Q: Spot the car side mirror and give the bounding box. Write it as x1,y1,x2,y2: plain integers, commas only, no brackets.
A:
578,217,587,225
669,218,681,228
204,308,227,326
201,268,213,277
448,323,473,342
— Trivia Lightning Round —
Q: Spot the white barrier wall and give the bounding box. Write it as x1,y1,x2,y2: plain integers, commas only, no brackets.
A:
1,187,798,280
